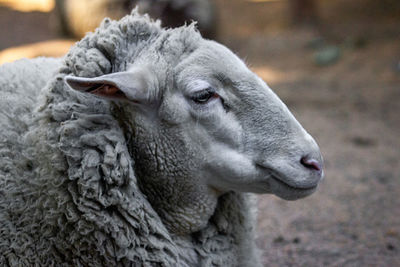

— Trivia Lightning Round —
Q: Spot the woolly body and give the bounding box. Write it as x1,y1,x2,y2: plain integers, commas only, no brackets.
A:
0,13,259,266
0,11,322,266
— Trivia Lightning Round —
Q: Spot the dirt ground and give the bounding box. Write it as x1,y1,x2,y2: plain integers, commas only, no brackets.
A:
1,0,399,266
215,1,400,266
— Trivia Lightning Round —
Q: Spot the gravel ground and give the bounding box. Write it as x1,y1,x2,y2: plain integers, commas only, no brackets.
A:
1,0,399,265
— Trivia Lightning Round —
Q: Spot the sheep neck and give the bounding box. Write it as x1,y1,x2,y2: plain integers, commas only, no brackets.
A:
132,142,220,235
138,178,219,235
121,115,219,235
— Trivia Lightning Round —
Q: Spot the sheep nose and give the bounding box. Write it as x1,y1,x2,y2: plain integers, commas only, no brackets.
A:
300,155,322,173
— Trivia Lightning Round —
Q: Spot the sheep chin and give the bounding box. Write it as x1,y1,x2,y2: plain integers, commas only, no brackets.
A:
269,177,319,201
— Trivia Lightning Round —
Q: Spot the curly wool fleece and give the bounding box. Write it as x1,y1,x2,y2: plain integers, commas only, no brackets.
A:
0,11,260,266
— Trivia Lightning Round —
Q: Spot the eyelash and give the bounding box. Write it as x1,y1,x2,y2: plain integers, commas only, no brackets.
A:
190,88,220,104
189,88,231,113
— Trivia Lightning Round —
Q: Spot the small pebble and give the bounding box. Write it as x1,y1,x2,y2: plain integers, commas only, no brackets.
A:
314,46,341,66
292,237,301,244
273,236,285,244
351,136,376,147
350,234,358,240
387,243,395,251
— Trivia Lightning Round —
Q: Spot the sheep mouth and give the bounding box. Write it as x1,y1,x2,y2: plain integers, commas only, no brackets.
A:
269,174,318,191
256,164,319,191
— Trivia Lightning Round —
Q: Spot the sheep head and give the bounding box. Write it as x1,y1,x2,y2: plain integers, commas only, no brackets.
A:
65,28,323,234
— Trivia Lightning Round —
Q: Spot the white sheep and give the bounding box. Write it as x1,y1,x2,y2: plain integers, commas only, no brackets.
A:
0,10,323,266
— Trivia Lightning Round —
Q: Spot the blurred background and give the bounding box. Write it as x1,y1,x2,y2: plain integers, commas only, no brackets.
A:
0,0,399,265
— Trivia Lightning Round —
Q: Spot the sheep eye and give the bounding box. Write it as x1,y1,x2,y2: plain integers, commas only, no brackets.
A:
191,88,219,104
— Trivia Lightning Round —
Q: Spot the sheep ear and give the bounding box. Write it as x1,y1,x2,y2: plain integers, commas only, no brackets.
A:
65,71,151,104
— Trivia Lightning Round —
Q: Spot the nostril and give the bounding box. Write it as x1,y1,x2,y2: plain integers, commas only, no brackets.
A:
300,156,322,172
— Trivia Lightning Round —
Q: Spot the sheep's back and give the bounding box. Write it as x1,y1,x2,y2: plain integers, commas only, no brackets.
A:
0,57,61,171
0,57,61,133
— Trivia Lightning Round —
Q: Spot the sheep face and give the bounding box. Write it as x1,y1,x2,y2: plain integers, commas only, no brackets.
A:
66,38,323,233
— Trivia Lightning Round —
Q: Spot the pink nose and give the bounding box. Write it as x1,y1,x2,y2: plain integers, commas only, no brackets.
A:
300,156,322,172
